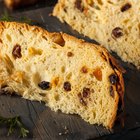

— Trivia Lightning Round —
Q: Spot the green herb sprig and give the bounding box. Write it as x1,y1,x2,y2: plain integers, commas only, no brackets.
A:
0,11,13,21
0,116,29,138
0,11,33,25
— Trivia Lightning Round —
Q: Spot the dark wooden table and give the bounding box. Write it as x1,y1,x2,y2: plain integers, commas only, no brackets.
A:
0,0,140,140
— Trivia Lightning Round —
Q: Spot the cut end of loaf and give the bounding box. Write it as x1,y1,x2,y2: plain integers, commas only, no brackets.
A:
53,0,140,69
0,22,124,129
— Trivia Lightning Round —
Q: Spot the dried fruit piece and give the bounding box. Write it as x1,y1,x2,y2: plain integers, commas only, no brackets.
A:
38,81,50,90
12,44,22,59
67,52,73,57
51,33,65,46
110,86,114,98
93,68,102,81
52,77,59,87
63,81,71,91
75,0,84,12
81,66,88,73
39,93,46,97
109,74,118,85
0,39,2,43
121,3,131,12
112,27,123,38
82,87,90,98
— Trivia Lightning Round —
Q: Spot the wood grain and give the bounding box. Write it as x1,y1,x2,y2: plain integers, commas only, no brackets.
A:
0,2,140,140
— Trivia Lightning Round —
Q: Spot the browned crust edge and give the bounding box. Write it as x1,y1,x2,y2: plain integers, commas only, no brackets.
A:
0,21,125,129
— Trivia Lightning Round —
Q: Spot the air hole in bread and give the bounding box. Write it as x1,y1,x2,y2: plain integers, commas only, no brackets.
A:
42,35,48,41
123,19,129,24
78,93,87,106
18,30,23,36
125,38,128,41
93,112,96,119
0,39,2,43
6,34,12,42
63,8,67,13
54,94,60,101
32,72,41,86
138,23,140,32
66,72,72,80
75,0,84,12
67,52,74,57
52,45,57,49
28,47,43,56
98,89,101,92
107,1,114,4
61,66,66,73
82,87,90,98
97,0,103,5
1,83,8,89
99,100,102,106
39,93,46,97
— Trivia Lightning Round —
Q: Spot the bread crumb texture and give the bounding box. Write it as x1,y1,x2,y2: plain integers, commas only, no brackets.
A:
53,0,140,69
0,22,124,129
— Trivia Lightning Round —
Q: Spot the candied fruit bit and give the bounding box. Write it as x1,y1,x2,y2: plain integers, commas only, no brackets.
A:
12,44,22,59
63,81,71,91
93,68,102,81
109,74,118,85
75,0,84,12
38,81,50,90
121,3,131,12
112,27,123,39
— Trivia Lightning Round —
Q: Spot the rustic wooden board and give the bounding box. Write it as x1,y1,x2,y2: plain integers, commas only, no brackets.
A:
0,1,140,140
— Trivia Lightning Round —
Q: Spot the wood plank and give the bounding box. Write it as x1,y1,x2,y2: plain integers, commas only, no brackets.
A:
0,4,139,140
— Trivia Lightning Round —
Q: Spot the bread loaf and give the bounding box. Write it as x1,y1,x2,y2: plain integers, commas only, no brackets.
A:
53,0,140,69
0,22,124,129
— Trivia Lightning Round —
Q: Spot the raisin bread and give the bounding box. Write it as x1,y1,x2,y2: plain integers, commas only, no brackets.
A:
0,22,124,129
4,0,38,9
53,0,140,69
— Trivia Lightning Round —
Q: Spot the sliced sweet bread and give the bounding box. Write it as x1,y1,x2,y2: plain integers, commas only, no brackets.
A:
53,0,140,69
0,22,124,129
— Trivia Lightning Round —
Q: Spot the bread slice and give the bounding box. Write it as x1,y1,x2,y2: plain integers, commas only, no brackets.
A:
0,22,124,129
4,0,38,9
53,0,140,69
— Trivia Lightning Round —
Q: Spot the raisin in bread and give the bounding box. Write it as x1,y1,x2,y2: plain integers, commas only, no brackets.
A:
53,0,140,69
0,22,124,129
4,0,38,9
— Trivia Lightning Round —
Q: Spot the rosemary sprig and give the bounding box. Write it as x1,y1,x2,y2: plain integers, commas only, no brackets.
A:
0,11,33,25
0,11,13,21
19,16,33,24
0,116,29,138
